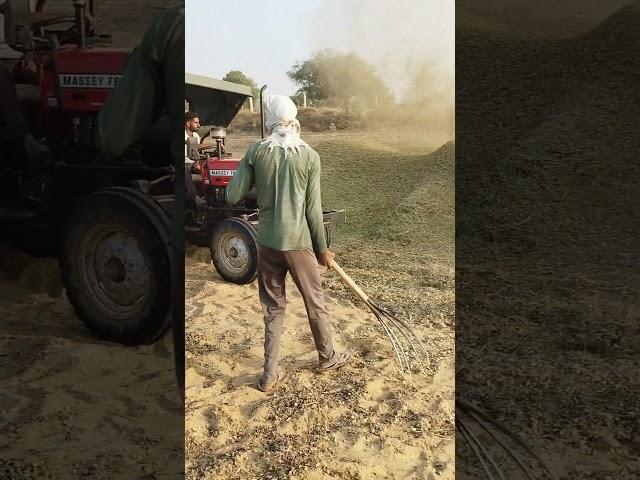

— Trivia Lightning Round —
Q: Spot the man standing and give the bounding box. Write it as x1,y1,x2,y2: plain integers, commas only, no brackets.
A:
226,95,351,392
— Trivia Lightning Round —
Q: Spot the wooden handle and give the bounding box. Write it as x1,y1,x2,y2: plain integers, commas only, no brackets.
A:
329,259,370,303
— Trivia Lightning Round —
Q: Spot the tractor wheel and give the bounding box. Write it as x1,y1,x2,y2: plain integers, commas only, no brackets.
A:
60,187,173,345
172,261,185,401
210,217,258,284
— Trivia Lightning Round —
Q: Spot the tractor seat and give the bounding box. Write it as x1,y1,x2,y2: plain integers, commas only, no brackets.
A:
24,134,51,166
244,188,257,201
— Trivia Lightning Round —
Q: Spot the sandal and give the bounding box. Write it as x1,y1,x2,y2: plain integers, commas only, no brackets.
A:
317,351,352,374
257,369,287,392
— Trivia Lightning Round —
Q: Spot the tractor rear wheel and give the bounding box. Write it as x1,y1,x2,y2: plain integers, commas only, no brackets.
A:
60,187,173,345
210,217,258,284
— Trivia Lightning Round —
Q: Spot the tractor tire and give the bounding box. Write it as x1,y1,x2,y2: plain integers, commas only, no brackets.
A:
210,217,258,284
60,187,173,345
172,257,185,401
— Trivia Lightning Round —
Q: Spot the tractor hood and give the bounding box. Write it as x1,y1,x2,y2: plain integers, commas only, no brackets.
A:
185,73,252,127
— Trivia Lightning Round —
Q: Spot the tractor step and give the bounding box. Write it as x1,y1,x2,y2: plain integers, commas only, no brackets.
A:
323,209,346,225
0,207,38,220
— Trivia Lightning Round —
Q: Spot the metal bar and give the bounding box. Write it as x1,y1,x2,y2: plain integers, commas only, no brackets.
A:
457,418,498,480
371,303,415,370
458,403,539,480
458,415,507,480
377,304,429,357
260,85,267,138
460,401,558,480
53,163,175,174
74,0,87,49
0,208,38,220
384,314,421,365
372,307,408,372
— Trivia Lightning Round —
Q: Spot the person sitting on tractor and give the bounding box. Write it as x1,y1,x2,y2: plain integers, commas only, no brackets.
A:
184,111,205,208
184,110,201,165
226,95,352,393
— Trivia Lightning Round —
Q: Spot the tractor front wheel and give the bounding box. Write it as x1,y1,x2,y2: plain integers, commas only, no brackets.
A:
210,218,258,284
60,187,173,345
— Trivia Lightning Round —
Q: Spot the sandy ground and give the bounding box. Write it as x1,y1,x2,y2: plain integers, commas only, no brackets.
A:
1,2,183,478
185,252,454,480
185,130,455,479
0,249,184,480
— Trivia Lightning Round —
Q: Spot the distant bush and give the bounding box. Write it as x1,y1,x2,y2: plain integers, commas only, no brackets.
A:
226,103,453,135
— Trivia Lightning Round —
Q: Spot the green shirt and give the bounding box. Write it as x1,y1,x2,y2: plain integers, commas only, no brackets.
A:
96,5,184,164
226,141,327,254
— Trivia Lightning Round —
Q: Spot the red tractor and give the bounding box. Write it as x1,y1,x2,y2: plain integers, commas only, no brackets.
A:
185,74,345,284
1,0,176,346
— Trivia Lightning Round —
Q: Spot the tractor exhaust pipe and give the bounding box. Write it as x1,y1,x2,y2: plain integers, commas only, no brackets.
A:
260,85,267,139
1,0,29,46
74,0,87,48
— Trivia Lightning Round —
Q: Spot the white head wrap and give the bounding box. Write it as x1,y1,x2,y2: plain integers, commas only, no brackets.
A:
261,95,309,157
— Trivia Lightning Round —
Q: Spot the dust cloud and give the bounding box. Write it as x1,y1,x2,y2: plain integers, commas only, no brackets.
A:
308,0,453,100
306,0,454,133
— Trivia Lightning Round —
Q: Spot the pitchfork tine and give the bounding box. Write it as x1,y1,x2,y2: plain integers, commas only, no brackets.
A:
457,418,501,480
457,414,507,480
329,260,426,372
457,401,558,480
377,303,428,356
370,302,411,372
373,302,429,370
371,303,420,367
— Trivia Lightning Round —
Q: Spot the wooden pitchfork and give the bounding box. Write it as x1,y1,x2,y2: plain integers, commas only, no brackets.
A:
329,259,429,372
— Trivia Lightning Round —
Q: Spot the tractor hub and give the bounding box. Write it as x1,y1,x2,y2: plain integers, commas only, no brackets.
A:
217,232,250,273
88,229,150,312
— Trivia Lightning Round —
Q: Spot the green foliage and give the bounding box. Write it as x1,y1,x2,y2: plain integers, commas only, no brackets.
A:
290,92,306,107
287,50,393,111
223,70,260,99
406,63,430,105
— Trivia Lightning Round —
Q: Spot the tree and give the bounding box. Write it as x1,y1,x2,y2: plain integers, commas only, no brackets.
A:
287,50,392,111
406,64,430,106
222,70,260,100
290,92,307,107
287,55,330,104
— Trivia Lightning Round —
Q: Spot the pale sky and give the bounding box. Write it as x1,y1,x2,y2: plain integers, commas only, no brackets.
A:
185,0,454,99
186,0,322,95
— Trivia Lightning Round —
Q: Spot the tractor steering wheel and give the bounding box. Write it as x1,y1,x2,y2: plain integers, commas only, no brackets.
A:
32,16,80,46
29,13,95,48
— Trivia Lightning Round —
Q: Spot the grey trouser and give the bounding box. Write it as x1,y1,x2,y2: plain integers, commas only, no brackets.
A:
258,244,336,384
185,164,198,203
